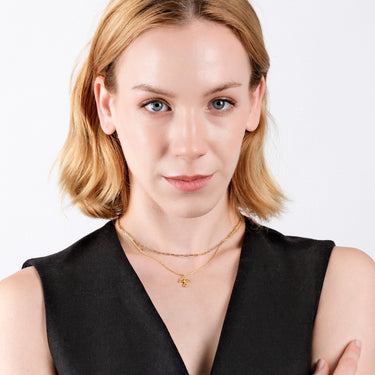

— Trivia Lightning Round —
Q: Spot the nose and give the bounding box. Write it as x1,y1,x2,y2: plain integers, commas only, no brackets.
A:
169,109,208,160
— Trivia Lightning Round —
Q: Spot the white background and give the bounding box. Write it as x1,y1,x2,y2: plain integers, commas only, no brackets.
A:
1,0,374,280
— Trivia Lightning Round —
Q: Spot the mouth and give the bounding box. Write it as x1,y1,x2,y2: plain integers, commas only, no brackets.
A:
164,174,214,192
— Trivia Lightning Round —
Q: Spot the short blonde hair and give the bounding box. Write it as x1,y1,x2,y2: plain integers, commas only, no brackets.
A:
57,0,286,221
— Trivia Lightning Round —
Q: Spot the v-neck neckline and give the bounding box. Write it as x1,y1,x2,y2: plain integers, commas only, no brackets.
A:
109,217,254,375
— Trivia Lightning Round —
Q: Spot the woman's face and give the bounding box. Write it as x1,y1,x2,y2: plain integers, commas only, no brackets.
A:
95,19,265,218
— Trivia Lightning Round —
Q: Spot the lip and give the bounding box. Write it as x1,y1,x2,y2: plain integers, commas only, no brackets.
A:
164,174,214,192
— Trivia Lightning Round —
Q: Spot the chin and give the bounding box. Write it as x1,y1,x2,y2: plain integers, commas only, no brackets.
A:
164,193,225,219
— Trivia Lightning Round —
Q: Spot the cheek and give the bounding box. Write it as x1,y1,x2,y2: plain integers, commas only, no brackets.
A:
114,105,157,149
226,135,244,168
209,130,244,178
216,112,248,148
118,105,168,146
115,125,165,178
220,120,247,170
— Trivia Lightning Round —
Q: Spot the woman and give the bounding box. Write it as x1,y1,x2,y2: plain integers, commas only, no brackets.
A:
0,0,374,373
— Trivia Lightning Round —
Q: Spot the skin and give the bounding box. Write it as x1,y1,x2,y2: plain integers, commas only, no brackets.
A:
313,340,362,374
95,19,265,257
93,19,366,374
0,17,372,375
95,19,263,259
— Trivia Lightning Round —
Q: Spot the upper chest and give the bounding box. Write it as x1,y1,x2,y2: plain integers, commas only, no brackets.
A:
30,222,330,374
123,246,242,375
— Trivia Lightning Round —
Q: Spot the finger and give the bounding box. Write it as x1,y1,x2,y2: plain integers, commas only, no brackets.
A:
312,358,329,374
333,340,362,375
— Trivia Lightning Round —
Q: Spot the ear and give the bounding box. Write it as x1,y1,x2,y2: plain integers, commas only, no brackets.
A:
246,75,266,132
94,75,116,135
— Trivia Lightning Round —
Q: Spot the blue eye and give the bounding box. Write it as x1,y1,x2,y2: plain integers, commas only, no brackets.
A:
211,99,233,111
144,100,169,112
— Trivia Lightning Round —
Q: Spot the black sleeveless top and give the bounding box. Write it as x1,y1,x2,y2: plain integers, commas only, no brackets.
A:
22,217,334,374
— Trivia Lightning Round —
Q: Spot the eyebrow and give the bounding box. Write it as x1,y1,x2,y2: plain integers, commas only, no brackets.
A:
132,82,242,98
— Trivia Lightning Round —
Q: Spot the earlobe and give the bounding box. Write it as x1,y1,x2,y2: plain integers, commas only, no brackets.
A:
94,76,116,135
245,76,266,132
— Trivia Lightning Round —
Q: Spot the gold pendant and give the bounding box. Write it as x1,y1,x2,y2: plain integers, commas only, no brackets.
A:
178,277,191,287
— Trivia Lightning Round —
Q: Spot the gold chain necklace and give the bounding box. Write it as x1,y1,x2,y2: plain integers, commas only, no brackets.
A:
115,217,243,287
116,217,242,257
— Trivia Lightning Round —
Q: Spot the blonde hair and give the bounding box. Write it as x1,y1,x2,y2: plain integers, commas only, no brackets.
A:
57,0,286,221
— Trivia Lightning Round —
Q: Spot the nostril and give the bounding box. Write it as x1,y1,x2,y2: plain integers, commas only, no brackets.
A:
171,141,207,159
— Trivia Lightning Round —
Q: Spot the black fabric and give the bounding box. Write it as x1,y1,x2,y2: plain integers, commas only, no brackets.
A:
22,217,335,374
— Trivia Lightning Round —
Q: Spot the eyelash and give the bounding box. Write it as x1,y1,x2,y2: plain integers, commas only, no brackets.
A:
140,98,236,114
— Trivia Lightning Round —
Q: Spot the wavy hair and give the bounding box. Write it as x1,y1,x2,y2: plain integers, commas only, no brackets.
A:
57,0,286,221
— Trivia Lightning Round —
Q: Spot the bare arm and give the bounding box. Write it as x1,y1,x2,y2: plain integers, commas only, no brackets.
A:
313,339,362,374
0,267,57,374
311,246,375,374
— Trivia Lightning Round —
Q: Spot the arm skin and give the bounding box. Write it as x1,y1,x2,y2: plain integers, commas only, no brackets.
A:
311,246,375,374
0,267,57,374
1,247,373,374
313,339,362,374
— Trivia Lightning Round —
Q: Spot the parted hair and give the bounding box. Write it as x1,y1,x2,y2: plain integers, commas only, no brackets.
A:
57,0,286,221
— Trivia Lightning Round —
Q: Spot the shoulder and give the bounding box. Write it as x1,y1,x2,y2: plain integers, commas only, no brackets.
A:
250,221,334,248
248,221,335,261
0,267,56,373
324,246,375,280
312,246,375,373
0,266,43,318
22,220,115,272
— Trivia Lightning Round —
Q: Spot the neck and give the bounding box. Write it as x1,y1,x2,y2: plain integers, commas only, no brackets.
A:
117,193,244,257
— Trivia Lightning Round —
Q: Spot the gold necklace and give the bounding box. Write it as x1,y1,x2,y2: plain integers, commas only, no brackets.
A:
115,217,243,287
116,217,242,257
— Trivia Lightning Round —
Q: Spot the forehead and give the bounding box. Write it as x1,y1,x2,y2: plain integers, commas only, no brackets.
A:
115,19,251,93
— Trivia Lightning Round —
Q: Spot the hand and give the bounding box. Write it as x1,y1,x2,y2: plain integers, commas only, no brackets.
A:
313,340,362,374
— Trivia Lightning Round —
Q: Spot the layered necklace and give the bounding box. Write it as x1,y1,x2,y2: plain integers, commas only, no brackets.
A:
116,216,243,287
